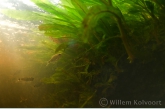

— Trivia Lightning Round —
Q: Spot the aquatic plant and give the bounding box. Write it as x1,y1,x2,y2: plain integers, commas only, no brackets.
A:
1,0,165,107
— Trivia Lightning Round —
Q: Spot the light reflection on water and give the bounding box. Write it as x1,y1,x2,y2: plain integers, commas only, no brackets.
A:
0,33,57,107
0,20,56,108
0,1,59,107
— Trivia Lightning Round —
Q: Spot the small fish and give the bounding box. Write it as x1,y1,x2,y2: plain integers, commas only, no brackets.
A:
46,53,61,66
13,70,21,75
34,82,43,88
18,77,34,82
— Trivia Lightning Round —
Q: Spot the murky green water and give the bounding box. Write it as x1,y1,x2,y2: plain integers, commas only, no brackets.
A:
0,28,57,107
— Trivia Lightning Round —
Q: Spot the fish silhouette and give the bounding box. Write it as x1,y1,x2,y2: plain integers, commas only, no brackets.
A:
46,53,61,66
18,77,34,81
34,82,43,87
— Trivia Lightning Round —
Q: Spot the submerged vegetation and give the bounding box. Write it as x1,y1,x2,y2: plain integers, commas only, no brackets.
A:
1,0,165,107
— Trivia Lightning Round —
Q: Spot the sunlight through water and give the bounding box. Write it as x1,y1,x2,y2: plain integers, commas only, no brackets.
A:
0,0,57,107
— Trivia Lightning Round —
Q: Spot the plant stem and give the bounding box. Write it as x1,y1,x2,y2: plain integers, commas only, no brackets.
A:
80,90,97,108
116,17,134,63
94,10,135,63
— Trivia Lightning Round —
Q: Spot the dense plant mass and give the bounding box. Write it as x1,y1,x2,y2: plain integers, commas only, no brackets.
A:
1,0,165,107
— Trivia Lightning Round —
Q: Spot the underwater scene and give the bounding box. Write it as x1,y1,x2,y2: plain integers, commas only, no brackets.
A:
0,0,165,108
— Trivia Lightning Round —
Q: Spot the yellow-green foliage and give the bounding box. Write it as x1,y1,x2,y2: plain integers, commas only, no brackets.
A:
1,0,165,107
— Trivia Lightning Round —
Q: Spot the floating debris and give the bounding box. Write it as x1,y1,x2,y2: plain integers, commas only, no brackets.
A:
19,97,28,103
18,77,34,82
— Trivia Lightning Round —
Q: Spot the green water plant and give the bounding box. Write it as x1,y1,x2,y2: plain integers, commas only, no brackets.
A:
1,0,165,107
